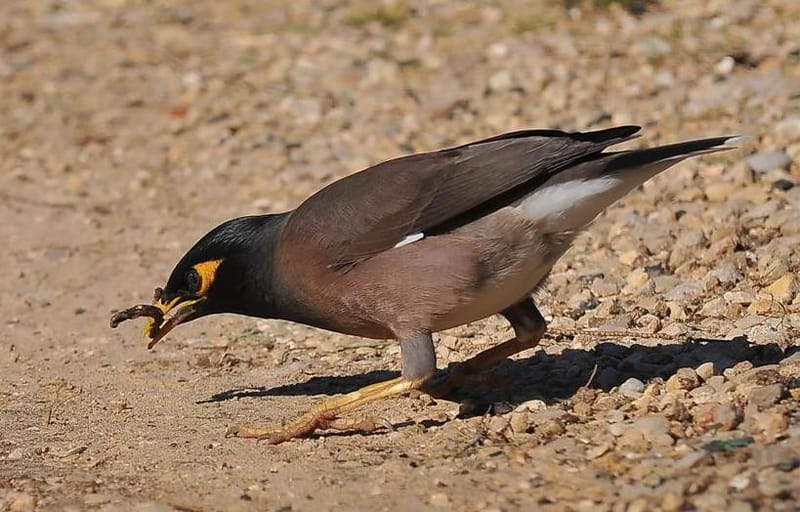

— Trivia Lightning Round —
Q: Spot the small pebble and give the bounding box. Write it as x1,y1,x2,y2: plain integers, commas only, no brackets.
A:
590,278,618,298
108,398,129,413
487,70,512,93
775,115,800,141
487,416,509,435
629,415,673,447
757,469,789,497
586,443,611,460
659,322,688,337
6,447,25,461
429,492,450,508
746,408,789,438
626,270,650,289
764,274,797,304
733,365,781,385
605,409,626,424
746,150,791,173
515,399,547,413
724,291,754,305
666,368,701,392
593,395,620,412
688,385,717,403
695,362,715,381
636,313,661,333
664,282,703,302
699,297,727,318
508,411,530,435
778,351,800,379
707,375,726,391
691,492,727,511
714,55,735,75
661,396,691,422
619,377,645,397
618,428,649,451
746,384,784,410
731,161,755,185
626,497,651,512
704,182,736,202
660,492,684,512
711,403,741,431
677,450,709,469
729,472,751,492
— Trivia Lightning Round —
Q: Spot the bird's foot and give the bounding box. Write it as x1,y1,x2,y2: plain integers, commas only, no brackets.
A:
225,376,418,444
226,412,393,444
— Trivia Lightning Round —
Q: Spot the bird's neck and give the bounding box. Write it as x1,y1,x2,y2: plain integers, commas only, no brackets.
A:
227,213,289,319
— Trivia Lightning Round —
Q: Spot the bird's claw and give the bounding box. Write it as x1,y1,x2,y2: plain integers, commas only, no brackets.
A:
225,413,394,444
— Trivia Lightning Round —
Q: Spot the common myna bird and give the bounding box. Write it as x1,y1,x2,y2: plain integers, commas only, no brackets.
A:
112,125,736,443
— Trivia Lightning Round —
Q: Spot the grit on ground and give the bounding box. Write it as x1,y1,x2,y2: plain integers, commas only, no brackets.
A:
1,1,800,511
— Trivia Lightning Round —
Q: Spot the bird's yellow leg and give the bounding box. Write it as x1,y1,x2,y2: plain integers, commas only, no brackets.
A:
227,376,425,444
430,298,547,396
427,336,528,396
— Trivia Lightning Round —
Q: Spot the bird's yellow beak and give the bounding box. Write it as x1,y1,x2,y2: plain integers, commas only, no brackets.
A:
145,295,206,349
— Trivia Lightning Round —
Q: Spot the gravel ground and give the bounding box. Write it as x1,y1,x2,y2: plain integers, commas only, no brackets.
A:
1,1,800,511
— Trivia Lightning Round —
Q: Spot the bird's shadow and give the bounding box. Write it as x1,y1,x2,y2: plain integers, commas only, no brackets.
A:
198,336,794,417
197,370,399,404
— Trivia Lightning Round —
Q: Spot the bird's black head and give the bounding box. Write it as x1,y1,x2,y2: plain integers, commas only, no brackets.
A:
146,214,286,347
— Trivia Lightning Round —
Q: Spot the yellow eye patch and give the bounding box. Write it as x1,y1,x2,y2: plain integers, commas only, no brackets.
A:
193,259,223,296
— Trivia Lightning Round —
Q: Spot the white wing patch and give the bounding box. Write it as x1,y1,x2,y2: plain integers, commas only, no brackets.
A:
394,232,425,248
516,177,622,230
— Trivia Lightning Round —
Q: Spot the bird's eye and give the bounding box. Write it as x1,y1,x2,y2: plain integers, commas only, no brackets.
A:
185,269,201,293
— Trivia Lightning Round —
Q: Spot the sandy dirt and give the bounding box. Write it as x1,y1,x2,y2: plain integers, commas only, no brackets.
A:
2,1,800,511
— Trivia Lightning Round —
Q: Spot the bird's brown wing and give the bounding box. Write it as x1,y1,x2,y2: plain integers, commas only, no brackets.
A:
282,125,641,268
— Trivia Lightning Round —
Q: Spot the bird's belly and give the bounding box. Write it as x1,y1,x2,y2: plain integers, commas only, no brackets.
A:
432,252,551,332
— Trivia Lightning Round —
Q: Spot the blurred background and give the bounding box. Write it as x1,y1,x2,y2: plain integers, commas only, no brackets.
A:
2,0,797,229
